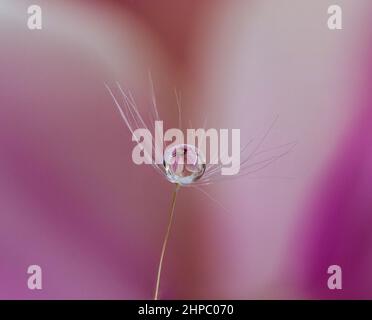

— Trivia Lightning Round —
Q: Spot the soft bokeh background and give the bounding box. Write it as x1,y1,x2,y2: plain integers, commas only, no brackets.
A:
1,0,371,299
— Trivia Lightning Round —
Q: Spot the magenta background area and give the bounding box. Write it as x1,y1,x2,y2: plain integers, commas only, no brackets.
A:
0,0,371,299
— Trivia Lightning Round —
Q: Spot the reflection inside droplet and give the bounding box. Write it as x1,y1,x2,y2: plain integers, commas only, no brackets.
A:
163,144,206,185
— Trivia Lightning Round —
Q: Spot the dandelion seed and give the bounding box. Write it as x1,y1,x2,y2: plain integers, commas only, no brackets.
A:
106,78,295,300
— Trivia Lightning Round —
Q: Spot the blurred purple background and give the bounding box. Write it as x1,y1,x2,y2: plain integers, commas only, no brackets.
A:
0,0,371,299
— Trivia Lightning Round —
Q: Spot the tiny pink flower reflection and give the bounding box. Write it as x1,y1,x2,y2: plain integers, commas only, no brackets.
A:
164,144,206,185
106,82,295,299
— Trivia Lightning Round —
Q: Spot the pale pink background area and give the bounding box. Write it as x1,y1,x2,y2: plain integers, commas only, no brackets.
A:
0,0,371,299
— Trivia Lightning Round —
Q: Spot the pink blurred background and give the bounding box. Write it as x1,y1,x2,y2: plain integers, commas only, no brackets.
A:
1,0,372,299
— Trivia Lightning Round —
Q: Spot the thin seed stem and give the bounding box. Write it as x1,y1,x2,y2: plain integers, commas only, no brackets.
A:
154,184,180,300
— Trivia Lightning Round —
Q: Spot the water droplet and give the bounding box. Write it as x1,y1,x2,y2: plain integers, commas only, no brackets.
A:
163,144,206,185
